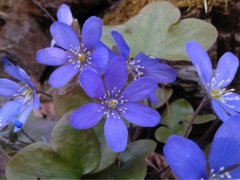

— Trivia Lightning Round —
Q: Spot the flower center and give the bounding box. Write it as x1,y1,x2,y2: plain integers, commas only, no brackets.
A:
78,53,86,63
210,89,222,99
210,88,235,100
98,87,128,118
128,59,144,79
68,45,92,71
108,99,118,109
15,85,34,105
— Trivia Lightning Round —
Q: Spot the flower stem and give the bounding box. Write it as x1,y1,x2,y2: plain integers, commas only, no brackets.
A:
184,96,209,137
36,89,53,98
20,129,36,143
197,120,220,144
31,0,56,22
0,145,11,159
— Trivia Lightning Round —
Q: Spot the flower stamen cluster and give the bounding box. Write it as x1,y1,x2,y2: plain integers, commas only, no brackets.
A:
128,59,145,79
209,167,232,179
68,44,92,71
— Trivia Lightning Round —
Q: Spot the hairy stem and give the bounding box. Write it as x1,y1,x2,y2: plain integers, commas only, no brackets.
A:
36,89,53,98
184,96,209,137
197,120,220,144
21,129,36,143
31,0,56,22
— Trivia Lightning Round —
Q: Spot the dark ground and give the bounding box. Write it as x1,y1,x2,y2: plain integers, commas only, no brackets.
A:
0,0,240,179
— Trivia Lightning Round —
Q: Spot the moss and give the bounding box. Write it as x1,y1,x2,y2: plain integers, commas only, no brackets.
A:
102,0,228,25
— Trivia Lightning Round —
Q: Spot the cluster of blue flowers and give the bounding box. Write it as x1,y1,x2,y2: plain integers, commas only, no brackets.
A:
1,3,240,178
164,42,240,179
36,4,176,152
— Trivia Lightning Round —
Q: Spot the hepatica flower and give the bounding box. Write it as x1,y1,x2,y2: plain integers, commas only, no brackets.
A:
186,41,240,121
36,16,108,88
110,31,177,83
164,115,240,179
0,58,40,131
109,31,177,104
70,56,160,152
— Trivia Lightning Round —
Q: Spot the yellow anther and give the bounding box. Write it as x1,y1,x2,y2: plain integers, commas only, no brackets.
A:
78,53,85,62
108,100,117,108
211,89,221,99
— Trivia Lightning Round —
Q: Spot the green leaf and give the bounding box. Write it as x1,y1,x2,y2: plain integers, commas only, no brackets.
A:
148,87,173,109
86,140,156,179
92,120,118,173
6,112,100,179
51,112,100,175
6,142,79,179
155,122,189,143
194,114,216,124
155,99,193,143
17,115,56,143
102,1,217,61
53,84,90,118
161,99,193,126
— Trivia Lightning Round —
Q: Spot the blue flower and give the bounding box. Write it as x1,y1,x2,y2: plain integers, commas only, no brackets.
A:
0,58,40,132
164,115,240,179
186,41,240,121
36,16,108,88
70,56,160,152
110,31,177,83
109,31,177,104
51,3,74,47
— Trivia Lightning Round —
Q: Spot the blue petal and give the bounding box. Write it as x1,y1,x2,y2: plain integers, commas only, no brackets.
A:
228,167,240,178
79,68,105,98
148,91,158,105
111,31,130,60
120,103,160,127
209,115,240,178
70,103,104,129
13,105,33,132
134,52,177,83
82,16,102,50
33,92,40,110
0,78,23,97
185,41,212,92
49,64,78,88
213,52,239,89
96,41,116,61
121,77,157,102
36,48,69,66
57,4,73,25
104,56,128,92
91,46,109,74
0,101,23,121
50,22,80,51
164,135,207,179
104,116,128,152
3,57,35,89
211,100,231,121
